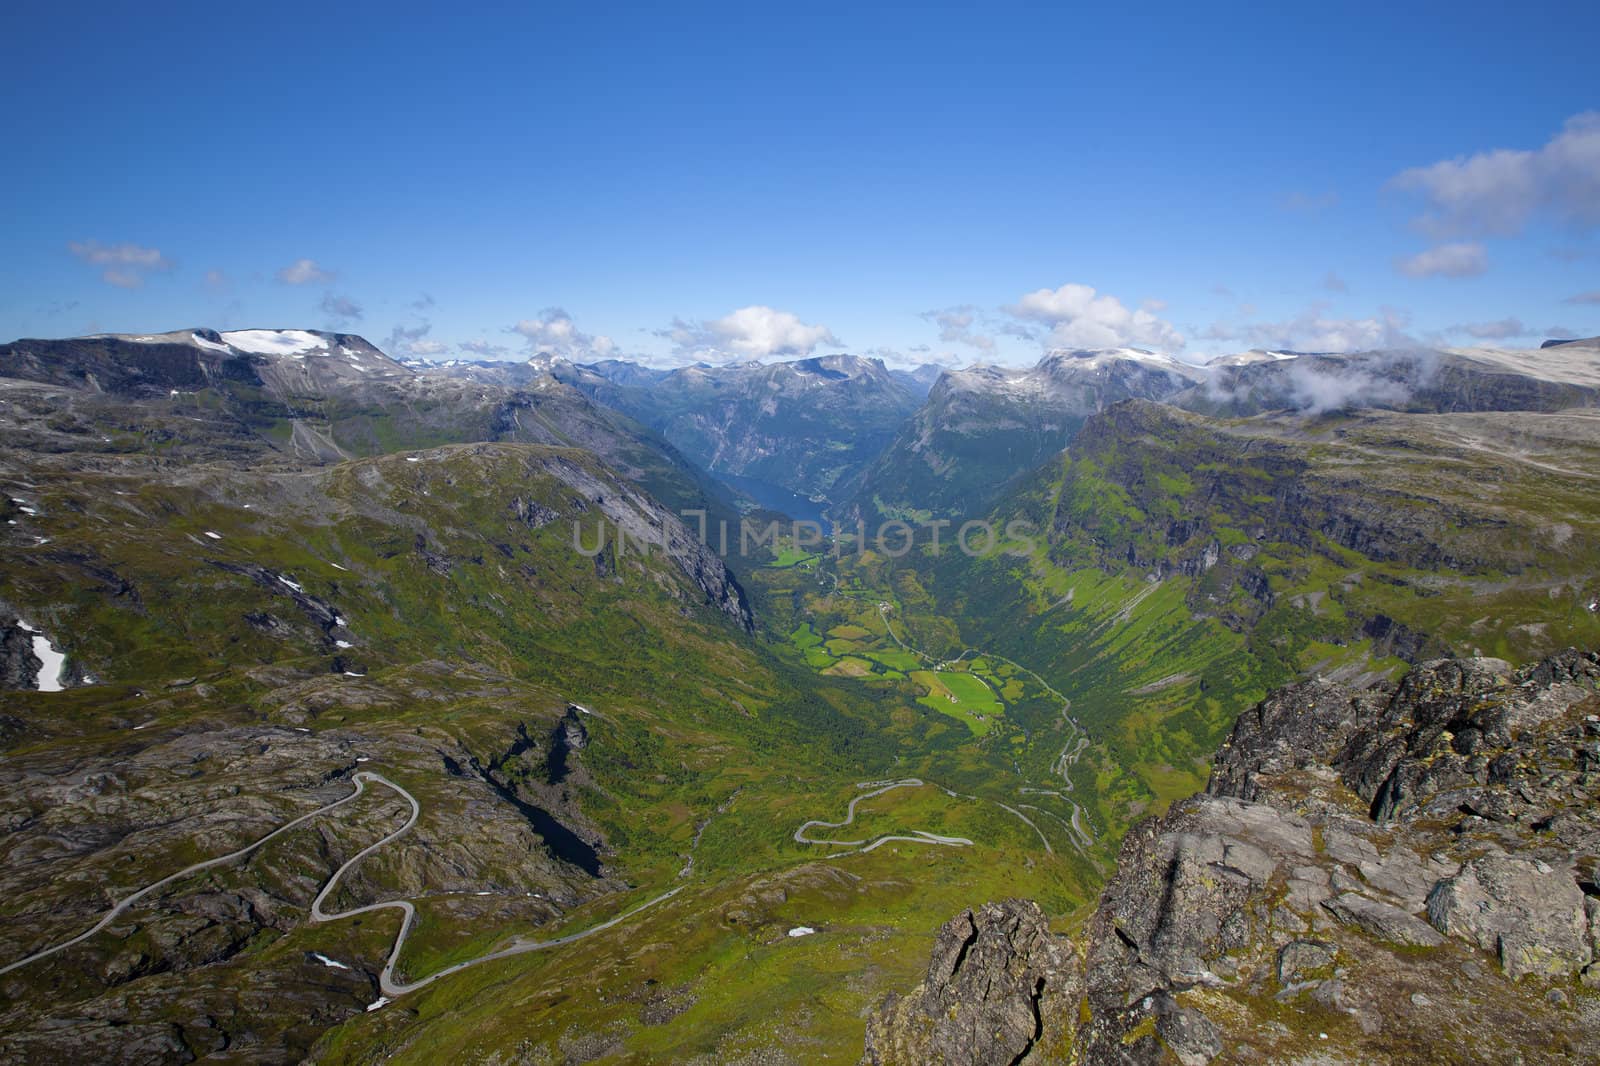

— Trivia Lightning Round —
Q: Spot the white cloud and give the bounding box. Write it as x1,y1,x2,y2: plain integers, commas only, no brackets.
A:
1391,112,1600,237
512,307,616,360
1321,271,1348,293
1208,303,1415,353
1008,282,1184,351
919,306,995,352
1282,358,1419,415
660,305,841,360
205,268,229,288
68,240,173,288
1564,290,1600,305
1395,242,1487,278
277,258,335,285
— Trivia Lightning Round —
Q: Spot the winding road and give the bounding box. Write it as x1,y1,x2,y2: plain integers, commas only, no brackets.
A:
0,774,376,979
0,771,681,1002
872,600,1099,856
793,778,975,856
790,776,1070,858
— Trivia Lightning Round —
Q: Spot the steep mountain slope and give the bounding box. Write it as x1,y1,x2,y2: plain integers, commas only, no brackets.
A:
868,649,1600,1064
0,332,1079,1063
552,353,922,508
912,399,1600,831
845,349,1203,524
0,436,774,1058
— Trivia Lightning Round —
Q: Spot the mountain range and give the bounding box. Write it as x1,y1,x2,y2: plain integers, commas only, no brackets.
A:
1,326,1598,1064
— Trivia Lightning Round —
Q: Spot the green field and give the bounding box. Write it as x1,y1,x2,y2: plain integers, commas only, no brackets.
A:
769,545,818,568
909,669,1001,735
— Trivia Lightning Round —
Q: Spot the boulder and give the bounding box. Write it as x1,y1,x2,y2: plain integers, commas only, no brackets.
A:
861,899,1078,1066
1426,855,1591,979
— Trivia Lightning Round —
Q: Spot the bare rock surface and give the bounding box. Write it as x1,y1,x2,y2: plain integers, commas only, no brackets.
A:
867,650,1600,1063
861,899,1079,1065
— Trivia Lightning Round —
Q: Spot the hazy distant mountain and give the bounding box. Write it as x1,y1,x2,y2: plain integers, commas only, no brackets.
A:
887,363,947,399
844,347,1203,523
547,353,923,510
580,358,674,388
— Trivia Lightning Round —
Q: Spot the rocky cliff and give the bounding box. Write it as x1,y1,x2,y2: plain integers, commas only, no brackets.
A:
866,649,1600,1063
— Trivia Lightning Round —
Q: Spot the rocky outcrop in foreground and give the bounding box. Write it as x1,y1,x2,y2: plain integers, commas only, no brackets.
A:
862,899,1080,1065
867,650,1600,1063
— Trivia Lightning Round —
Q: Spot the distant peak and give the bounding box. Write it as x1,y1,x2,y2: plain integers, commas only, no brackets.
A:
526,351,572,370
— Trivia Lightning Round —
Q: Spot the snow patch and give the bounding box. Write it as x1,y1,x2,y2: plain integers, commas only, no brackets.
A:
1206,349,1299,368
312,952,351,970
786,926,816,938
330,562,349,571
276,575,303,592
220,330,326,357
365,996,390,1012
335,640,353,649
204,531,222,540
192,333,232,353
15,620,66,692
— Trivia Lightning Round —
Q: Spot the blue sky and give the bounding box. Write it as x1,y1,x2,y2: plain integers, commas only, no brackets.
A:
3,1,1597,366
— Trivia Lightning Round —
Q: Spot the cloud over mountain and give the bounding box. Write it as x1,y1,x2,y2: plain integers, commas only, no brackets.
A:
920,306,996,352
660,305,840,360
1007,283,1184,351
512,307,616,360
1205,303,1416,353
277,258,335,285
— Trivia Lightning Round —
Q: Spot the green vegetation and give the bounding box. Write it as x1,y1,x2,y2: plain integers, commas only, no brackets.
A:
910,670,1002,735
0,434,1093,1063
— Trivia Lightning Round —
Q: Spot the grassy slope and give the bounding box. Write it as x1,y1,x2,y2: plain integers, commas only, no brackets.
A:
0,441,1084,1061
903,404,1600,838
